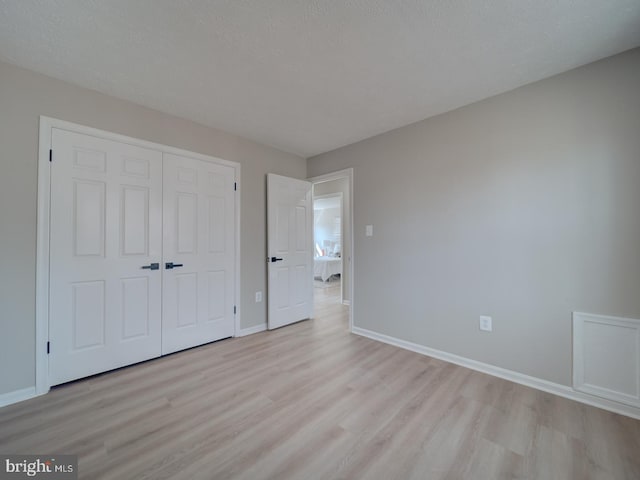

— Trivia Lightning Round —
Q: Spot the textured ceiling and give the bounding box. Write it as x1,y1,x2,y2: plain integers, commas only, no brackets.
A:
1,1,639,157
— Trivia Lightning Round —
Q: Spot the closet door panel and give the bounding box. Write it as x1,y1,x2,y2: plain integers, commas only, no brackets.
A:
162,153,235,355
49,128,162,385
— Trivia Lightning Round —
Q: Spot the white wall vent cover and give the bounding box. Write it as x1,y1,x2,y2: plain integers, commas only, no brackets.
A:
573,312,640,408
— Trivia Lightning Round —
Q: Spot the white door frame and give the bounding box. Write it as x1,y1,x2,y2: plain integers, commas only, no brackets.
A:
308,168,354,333
36,116,241,395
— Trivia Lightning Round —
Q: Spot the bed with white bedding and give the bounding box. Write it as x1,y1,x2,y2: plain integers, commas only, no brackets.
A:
314,256,342,282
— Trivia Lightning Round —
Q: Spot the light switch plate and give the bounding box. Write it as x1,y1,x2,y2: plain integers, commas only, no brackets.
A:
366,225,373,237
479,315,492,332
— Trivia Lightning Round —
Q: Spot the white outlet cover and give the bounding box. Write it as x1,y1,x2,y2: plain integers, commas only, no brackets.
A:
365,225,373,237
255,291,263,303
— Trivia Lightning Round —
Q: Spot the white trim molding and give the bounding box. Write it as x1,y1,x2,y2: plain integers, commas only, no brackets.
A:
352,326,640,420
0,387,37,408
36,116,242,397
237,323,267,337
573,312,640,408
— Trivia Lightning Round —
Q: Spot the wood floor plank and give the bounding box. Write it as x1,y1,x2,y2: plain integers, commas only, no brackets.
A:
1,282,639,479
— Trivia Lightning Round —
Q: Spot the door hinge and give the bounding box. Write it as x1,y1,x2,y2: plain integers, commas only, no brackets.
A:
233,305,237,315
234,182,237,191
49,149,53,162
47,341,50,354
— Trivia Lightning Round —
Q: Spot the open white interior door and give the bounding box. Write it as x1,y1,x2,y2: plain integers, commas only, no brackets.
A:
267,174,313,330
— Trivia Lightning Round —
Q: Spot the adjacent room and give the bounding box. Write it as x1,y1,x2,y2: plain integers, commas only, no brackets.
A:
312,174,352,311
1,1,639,479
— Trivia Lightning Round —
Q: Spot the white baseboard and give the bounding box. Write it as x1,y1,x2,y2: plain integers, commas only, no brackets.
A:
237,323,267,337
0,386,37,408
352,326,640,420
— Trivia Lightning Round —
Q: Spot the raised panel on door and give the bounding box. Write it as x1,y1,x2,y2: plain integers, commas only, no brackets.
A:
71,281,105,349
276,267,290,309
208,195,226,253
177,193,198,254
162,153,235,355
49,128,162,386
120,186,150,256
73,180,106,257
267,174,313,330
207,270,226,321
176,273,198,327
121,276,150,340
292,193,311,310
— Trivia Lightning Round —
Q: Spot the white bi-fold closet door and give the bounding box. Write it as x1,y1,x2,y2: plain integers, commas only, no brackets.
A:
48,128,236,386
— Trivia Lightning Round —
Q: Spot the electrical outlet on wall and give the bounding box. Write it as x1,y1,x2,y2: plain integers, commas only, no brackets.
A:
255,291,263,303
479,315,492,332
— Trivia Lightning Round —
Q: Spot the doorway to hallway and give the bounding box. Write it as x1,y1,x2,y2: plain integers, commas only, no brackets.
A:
309,169,353,331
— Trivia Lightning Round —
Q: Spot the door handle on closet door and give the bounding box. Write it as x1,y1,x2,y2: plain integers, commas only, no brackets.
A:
165,262,184,269
141,263,160,270
270,257,283,262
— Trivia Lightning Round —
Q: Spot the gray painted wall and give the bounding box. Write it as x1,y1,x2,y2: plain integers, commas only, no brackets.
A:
308,48,640,386
0,60,306,395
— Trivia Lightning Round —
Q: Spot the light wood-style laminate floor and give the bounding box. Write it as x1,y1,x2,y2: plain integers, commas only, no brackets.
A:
1,283,639,479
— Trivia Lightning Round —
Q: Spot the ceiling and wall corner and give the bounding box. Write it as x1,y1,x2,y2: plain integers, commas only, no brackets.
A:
0,1,639,157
